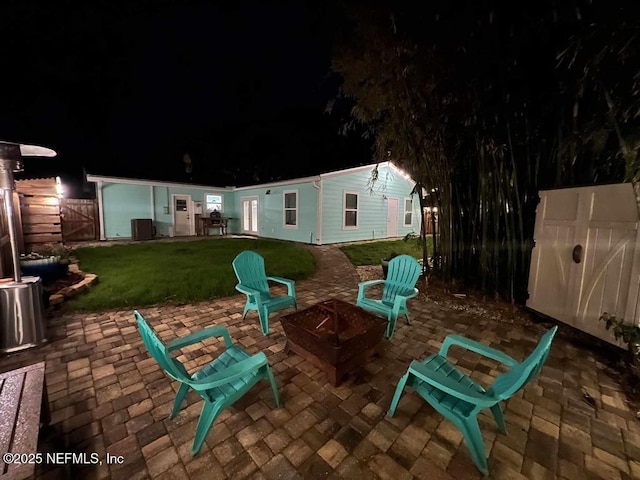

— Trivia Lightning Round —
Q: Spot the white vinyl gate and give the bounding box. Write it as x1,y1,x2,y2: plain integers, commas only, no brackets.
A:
527,183,640,345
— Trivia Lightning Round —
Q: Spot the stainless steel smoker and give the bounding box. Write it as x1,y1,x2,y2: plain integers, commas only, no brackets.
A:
0,141,56,353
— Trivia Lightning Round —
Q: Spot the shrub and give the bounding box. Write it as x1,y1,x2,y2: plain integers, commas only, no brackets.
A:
600,312,640,365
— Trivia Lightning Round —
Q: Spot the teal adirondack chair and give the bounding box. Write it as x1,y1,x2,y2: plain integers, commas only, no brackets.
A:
356,254,421,338
388,326,558,475
134,310,281,456
232,250,297,335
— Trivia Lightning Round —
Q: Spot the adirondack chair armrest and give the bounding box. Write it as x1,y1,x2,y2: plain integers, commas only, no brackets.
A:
396,288,419,301
357,280,386,300
408,360,497,407
267,277,295,296
167,326,233,352
439,335,519,367
235,284,264,304
188,352,270,390
391,288,419,314
359,280,386,290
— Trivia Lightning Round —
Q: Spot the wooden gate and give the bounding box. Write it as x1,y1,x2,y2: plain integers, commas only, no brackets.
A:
527,183,640,344
60,198,98,242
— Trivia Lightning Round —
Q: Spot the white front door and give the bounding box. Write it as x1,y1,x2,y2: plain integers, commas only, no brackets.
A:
173,194,192,236
242,197,258,235
387,197,399,237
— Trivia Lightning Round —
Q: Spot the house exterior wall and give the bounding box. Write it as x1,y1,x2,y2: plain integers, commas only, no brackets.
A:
102,184,152,239
320,164,420,244
100,182,233,239
92,162,420,244
233,181,319,243
154,186,233,236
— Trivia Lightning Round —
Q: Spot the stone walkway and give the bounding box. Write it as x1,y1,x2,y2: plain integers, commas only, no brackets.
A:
1,244,639,479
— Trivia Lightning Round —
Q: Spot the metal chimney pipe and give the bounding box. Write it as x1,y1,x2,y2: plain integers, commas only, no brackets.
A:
0,142,24,282
0,141,56,280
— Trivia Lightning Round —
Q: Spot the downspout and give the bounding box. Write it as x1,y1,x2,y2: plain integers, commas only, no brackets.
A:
313,179,322,245
150,185,155,221
97,180,106,240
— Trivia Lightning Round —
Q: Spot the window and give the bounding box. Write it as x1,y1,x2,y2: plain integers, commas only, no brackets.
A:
175,199,188,211
284,190,298,228
344,192,359,228
205,194,222,213
404,198,413,226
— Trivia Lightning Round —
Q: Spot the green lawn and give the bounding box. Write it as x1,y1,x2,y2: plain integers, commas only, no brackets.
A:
66,239,315,311
339,238,433,266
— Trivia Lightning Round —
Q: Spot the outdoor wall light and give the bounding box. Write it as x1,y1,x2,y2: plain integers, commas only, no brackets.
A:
266,189,271,195
55,176,64,198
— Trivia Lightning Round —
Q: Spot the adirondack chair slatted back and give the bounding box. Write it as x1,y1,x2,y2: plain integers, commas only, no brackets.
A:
233,251,270,294
488,326,558,400
382,255,422,303
135,311,189,382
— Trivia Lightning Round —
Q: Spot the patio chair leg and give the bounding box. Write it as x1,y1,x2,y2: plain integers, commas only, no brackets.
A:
191,401,221,456
490,403,507,434
265,366,281,408
405,313,411,325
387,372,409,417
171,383,190,419
259,308,270,335
242,303,250,320
458,417,489,476
386,318,397,339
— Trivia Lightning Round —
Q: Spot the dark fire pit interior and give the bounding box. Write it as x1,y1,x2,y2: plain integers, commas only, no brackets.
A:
281,298,386,386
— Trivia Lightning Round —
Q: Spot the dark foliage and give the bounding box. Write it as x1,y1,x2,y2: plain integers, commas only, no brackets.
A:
331,0,640,302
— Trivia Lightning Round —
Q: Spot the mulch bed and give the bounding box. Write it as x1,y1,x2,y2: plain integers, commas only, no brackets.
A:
42,272,84,297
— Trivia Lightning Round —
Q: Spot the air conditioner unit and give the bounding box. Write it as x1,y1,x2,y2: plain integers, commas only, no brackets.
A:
131,219,154,241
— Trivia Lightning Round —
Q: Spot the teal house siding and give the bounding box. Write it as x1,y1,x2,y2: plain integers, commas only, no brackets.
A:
102,183,152,239
234,180,319,243
320,164,419,244
150,186,233,236
90,176,234,240
88,162,419,244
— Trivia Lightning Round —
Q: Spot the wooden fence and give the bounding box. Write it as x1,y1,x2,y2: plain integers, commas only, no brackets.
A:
60,198,98,241
15,178,62,250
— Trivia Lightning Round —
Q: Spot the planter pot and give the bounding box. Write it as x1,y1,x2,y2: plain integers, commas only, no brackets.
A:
381,259,390,279
20,257,68,283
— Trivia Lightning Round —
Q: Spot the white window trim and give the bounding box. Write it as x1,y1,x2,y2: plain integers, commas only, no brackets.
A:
204,192,224,213
283,189,298,229
403,196,414,227
343,191,359,230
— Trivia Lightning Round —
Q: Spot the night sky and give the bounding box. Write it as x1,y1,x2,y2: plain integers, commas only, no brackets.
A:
1,1,371,196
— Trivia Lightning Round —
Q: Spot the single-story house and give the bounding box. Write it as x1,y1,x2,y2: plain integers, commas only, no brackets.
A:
86,162,422,245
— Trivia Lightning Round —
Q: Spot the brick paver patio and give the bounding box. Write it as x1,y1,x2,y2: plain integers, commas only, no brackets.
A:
1,244,639,479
